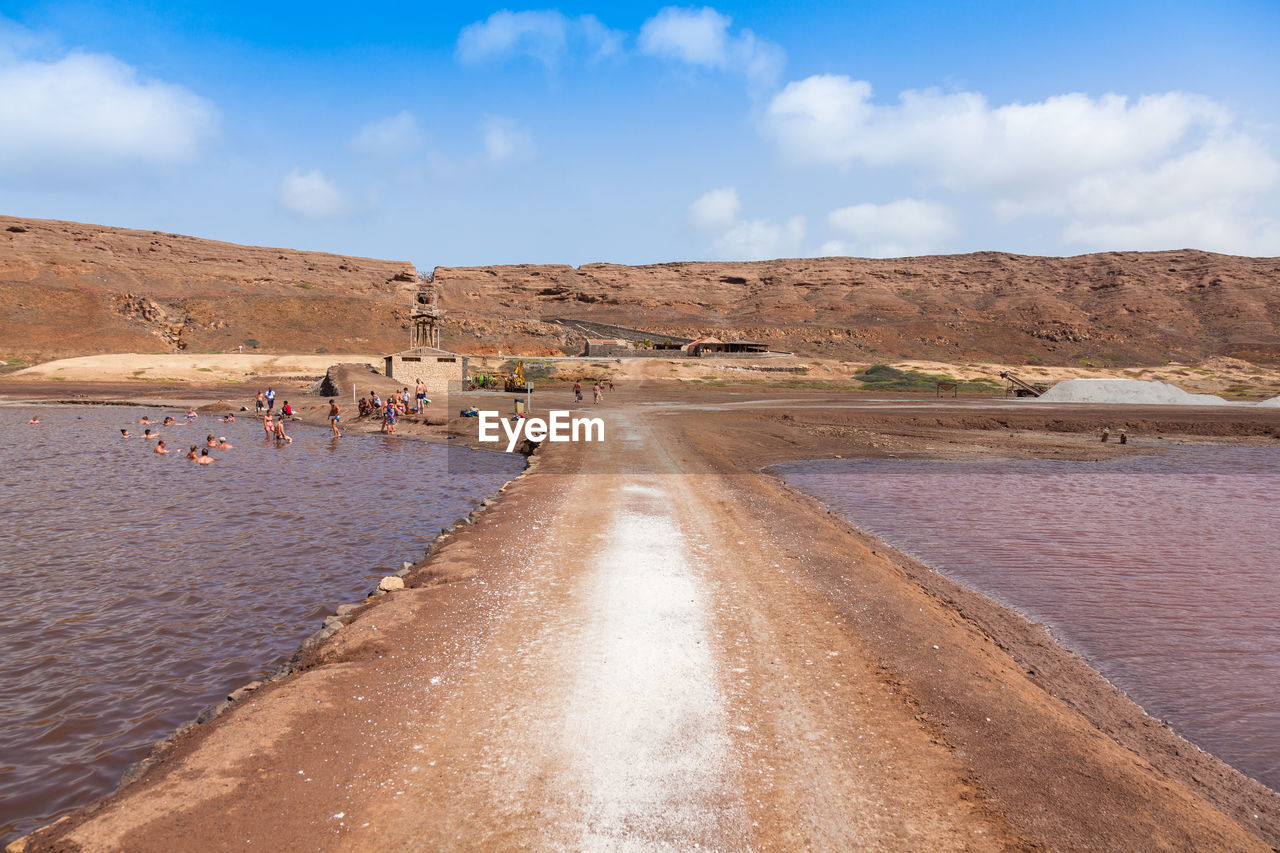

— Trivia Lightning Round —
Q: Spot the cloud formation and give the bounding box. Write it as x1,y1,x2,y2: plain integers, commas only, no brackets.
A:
639,6,783,88
277,169,345,218
823,199,956,258
481,115,534,163
0,49,216,181
688,186,740,228
456,10,622,67
350,111,426,157
689,186,803,260
763,75,1280,253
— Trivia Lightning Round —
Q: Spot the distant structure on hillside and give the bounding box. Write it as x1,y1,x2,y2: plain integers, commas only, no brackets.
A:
410,272,442,350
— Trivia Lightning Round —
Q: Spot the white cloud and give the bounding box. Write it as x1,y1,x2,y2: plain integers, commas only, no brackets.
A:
689,185,803,260
763,75,1280,254
481,115,533,163
456,10,622,67
712,215,805,261
351,111,425,157
688,186,740,228
639,6,783,88
277,169,345,219
0,49,216,180
825,199,956,258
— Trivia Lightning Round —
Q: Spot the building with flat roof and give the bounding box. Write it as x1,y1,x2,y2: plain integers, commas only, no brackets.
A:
384,346,468,394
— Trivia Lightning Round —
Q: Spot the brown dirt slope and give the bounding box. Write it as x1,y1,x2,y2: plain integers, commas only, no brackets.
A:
5,214,1280,367
434,252,1280,364
1,215,416,362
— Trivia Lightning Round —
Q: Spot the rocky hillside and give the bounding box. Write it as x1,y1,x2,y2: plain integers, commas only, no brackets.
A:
434,252,1280,365
1,215,416,362
4,215,1279,366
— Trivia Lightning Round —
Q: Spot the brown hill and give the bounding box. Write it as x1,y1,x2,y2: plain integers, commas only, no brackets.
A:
434,253,1280,365
4,214,1279,367
1,214,416,363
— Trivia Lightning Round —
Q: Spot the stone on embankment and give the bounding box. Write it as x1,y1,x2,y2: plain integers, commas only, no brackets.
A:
378,576,405,592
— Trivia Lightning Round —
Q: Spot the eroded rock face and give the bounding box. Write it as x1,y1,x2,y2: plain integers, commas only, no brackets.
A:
1,215,417,361
4,214,1280,366
432,253,1280,365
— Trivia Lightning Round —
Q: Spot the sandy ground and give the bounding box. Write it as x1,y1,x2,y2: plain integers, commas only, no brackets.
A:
8,377,1280,852
455,353,1280,399
7,353,381,383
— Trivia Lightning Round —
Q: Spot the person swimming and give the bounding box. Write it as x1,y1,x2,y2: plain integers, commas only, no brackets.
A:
206,434,218,447
27,416,39,425
142,429,155,439
162,416,175,426
217,436,233,449
121,428,132,437
154,440,168,454
186,408,197,422
186,445,198,460
139,416,152,425
198,448,214,464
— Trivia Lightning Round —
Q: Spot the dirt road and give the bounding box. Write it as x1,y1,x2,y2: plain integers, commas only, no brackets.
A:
14,402,1277,851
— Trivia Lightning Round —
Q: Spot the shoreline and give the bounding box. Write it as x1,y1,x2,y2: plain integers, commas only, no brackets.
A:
0,400,528,847
6,381,1279,850
762,467,1280,816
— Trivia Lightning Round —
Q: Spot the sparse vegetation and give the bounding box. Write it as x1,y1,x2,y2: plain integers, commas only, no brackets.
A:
244,339,260,348
856,364,1000,394
295,283,313,289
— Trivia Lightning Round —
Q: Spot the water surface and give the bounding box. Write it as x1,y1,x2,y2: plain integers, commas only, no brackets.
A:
777,446,1280,792
0,405,523,844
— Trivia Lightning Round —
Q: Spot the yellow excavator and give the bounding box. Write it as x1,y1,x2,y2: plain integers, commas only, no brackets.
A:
503,361,533,393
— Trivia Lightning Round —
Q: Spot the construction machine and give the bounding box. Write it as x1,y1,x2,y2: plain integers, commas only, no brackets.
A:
1000,371,1048,397
503,361,533,393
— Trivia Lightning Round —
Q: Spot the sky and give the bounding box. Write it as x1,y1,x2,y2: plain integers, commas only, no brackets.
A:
1,1,1278,269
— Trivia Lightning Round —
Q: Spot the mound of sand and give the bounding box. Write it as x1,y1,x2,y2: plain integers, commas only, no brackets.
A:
1038,378,1233,406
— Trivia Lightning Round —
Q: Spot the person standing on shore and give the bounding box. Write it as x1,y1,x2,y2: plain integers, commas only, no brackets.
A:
329,400,341,437
415,378,428,412
266,388,275,412
255,391,265,413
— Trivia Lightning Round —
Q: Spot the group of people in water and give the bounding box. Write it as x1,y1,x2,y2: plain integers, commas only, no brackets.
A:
110,403,295,463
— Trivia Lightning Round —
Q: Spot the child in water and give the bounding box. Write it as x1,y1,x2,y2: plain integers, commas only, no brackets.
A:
186,445,199,460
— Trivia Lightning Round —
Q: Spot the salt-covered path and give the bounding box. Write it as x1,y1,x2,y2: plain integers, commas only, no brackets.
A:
36,407,1272,852
346,413,1003,850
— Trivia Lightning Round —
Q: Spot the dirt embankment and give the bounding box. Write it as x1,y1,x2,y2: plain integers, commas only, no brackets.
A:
7,387,1279,852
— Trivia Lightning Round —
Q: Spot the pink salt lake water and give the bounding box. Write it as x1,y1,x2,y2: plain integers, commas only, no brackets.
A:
0,405,523,844
777,446,1280,793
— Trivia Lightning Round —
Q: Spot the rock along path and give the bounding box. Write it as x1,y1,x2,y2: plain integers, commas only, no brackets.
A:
20,405,1273,852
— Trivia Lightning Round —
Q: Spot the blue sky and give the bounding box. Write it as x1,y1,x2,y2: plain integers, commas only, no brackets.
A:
1,2,1277,268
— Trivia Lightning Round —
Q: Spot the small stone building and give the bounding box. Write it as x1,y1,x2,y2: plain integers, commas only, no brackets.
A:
384,346,469,394
583,338,633,357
